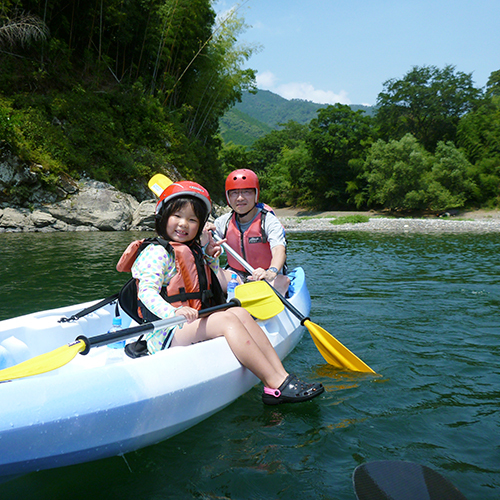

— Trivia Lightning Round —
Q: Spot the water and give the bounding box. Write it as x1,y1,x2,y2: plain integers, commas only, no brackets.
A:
1,230,499,499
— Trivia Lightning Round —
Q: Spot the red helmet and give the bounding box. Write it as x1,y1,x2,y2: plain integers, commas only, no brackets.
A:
156,181,211,216
225,169,259,203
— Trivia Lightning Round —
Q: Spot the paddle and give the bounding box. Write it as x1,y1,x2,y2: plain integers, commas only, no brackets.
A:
148,173,170,197
146,172,376,373
353,460,468,500
213,233,376,373
0,281,283,383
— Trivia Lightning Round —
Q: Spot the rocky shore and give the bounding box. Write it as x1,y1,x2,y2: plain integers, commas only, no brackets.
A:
2,178,500,234
0,179,156,233
275,208,500,234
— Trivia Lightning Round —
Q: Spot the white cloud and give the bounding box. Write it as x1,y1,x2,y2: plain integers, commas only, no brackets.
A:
255,70,278,89
276,82,351,105
255,71,351,105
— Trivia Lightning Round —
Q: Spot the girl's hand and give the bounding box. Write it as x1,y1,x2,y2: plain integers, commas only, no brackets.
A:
204,231,226,259
200,222,215,247
176,306,198,324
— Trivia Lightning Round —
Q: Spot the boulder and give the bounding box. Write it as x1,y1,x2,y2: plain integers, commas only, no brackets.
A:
48,180,139,231
131,200,156,230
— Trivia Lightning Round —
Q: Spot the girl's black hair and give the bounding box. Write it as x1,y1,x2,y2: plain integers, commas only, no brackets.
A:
155,196,208,243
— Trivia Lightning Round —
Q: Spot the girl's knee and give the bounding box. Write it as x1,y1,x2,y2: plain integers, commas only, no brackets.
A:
217,310,245,329
228,307,253,322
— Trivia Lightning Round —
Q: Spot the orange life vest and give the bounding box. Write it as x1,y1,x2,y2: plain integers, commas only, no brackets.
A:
224,208,273,272
165,241,214,310
117,238,224,323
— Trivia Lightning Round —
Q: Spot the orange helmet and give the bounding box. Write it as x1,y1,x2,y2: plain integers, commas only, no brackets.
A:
156,181,211,216
225,169,259,204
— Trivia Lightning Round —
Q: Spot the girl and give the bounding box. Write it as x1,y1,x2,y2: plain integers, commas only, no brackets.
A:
131,180,323,405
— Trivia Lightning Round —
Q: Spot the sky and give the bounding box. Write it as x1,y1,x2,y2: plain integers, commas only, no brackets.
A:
214,0,500,106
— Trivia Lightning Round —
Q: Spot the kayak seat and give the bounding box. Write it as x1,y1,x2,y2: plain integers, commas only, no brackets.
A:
0,336,31,369
125,338,149,358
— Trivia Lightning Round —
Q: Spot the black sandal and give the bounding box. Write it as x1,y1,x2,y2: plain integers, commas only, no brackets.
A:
262,374,324,405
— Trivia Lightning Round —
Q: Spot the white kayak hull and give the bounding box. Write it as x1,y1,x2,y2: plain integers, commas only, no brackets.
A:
0,268,310,478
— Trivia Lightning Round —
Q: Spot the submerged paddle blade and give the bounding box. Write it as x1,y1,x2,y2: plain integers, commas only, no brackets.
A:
0,340,85,382
235,281,284,320
148,174,173,197
353,461,468,500
305,320,376,374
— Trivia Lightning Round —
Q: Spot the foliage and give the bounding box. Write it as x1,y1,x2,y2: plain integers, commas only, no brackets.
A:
306,104,374,209
331,215,369,225
250,121,309,173
376,65,482,151
260,142,313,207
0,1,256,203
219,107,273,147
249,121,313,207
0,12,48,46
218,142,251,176
360,134,474,211
455,72,500,207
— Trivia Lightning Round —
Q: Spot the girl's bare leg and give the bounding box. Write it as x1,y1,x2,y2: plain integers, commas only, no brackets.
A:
171,309,287,389
225,308,287,376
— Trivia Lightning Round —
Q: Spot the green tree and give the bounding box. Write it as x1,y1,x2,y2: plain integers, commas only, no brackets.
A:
361,134,474,211
219,142,251,175
423,141,476,210
456,70,500,207
362,134,431,210
250,120,309,174
457,70,500,162
260,141,312,207
376,65,482,151
306,104,373,209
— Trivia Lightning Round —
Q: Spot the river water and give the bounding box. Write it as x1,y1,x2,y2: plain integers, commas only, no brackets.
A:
0,230,499,499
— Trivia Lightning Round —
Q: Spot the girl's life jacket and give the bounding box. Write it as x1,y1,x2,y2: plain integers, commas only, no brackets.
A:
223,206,274,272
117,237,225,324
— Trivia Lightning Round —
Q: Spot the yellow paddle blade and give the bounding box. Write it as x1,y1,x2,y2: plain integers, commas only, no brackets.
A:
304,319,376,374
148,173,173,197
0,340,85,383
235,281,284,320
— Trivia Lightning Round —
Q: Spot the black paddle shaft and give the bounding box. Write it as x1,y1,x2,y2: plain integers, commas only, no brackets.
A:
212,233,310,325
76,299,240,354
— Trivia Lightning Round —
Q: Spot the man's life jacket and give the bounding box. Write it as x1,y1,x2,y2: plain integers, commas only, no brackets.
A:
117,237,225,324
223,205,278,272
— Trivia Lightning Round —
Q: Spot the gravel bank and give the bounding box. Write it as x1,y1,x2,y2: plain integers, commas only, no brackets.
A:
275,210,500,234
278,217,500,234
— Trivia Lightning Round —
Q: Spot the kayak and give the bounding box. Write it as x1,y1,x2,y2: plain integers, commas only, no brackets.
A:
0,267,310,479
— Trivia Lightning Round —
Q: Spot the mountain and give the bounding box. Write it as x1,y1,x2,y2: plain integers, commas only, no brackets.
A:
220,89,374,146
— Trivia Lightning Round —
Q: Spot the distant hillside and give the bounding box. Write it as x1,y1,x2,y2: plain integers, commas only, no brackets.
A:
220,89,374,146
219,107,274,148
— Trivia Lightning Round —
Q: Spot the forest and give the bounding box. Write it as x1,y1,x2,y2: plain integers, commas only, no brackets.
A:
1,1,499,212
222,66,500,212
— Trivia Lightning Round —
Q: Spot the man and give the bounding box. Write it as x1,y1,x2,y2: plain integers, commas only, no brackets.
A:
212,169,289,295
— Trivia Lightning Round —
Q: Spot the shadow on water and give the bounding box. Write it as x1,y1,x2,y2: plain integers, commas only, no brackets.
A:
1,230,500,498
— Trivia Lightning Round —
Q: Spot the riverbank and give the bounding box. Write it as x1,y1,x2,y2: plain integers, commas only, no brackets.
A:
274,208,500,234
2,178,500,234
